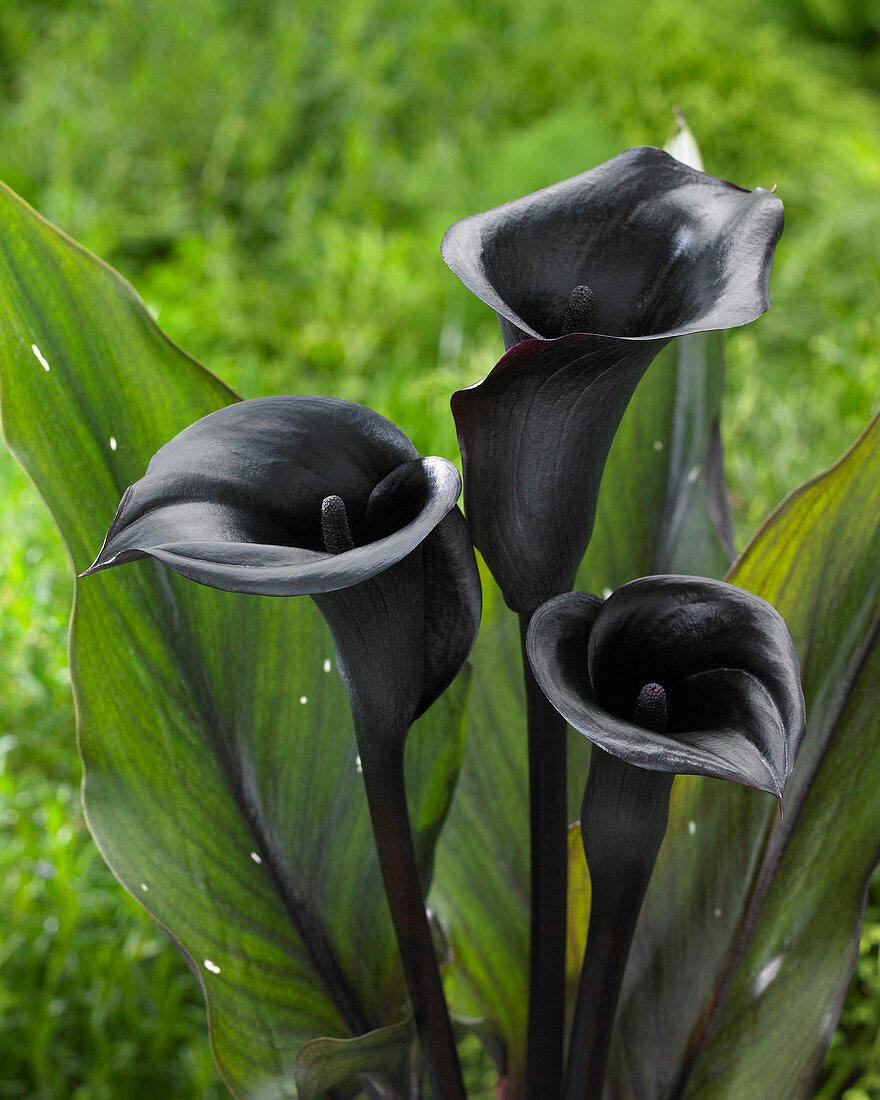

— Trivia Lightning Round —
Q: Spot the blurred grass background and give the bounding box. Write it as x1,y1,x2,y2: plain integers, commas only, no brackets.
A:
0,0,878,1096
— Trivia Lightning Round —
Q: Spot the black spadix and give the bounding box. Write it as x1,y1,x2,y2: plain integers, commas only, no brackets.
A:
84,394,481,728
526,575,806,797
443,147,784,611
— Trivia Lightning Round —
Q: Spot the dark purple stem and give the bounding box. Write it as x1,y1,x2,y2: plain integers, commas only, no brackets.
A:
519,612,569,1100
358,738,466,1100
563,686,673,1100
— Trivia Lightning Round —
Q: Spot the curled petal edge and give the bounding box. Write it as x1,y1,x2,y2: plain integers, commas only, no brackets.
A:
82,456,464,597
442,146,784,344
526,588,805,798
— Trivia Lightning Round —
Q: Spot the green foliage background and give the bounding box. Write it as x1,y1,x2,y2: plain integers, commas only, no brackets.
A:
0,0,878,1096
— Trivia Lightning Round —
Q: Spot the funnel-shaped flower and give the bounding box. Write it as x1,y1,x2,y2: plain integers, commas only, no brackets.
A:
443,147,784,611
526,575,805,796
85,394,480,1100
84,394,481,727
528,576,804,1100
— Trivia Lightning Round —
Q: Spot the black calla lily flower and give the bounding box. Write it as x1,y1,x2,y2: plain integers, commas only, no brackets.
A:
84,395,480,1100
84,395,480,727
526,574,805,797
443,147,784,612
526,575,805,1100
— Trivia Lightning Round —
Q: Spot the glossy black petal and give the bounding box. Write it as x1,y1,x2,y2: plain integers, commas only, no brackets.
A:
452,334,664,611
85,396,461,596
446,147,783,612
314,503,482,733
526,577,806,796
84,395,481,731
442,146,783,344
417,508,483,717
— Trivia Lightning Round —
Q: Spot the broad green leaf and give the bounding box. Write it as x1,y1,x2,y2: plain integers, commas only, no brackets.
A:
577,330,733,593
0,181,468,1097
608,413,880,1099
432,323,734,1087
679,412,880,1098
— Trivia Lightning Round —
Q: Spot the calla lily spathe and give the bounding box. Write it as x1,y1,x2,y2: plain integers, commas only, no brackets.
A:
442,147,782,347
526,575,806,797
84,394,481,729
443,147,784,611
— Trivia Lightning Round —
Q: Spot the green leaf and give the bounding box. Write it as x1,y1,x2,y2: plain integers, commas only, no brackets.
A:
679,412,880,1098
665,112,706,175
294,1020,415,1100
577,329,733,592
565,823,591,1037
431,324,733,1087
0,181,468,1097
608,412,880,1099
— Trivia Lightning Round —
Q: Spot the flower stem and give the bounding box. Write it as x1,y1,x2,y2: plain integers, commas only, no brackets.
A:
358,740,466,1100
563,747,673,1100
519,612,569,1100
